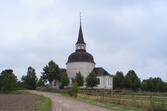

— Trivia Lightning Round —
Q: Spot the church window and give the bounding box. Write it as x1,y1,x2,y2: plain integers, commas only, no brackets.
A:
97,78,100,84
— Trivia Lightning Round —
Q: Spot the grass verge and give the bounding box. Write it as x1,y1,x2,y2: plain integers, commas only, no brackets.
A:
35,95,52,111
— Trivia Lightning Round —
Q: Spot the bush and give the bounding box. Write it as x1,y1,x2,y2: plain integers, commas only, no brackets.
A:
70,83,78,98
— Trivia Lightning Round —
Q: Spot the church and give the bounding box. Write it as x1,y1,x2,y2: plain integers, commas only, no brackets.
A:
66,22,113,89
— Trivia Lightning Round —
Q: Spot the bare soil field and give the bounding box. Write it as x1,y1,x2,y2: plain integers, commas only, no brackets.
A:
0,93,41,111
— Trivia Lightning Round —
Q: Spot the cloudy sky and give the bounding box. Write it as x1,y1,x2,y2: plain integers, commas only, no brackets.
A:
0,0,167,81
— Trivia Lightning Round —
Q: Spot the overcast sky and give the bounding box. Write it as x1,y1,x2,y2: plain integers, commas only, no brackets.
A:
0,0,167,81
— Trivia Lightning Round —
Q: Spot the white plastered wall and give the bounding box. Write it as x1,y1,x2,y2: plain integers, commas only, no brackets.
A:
96,76,113,89
66,62,95,83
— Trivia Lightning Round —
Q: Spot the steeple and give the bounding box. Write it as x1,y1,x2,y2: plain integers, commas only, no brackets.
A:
76,14,85,44
76,24,85,44
75,15,86,51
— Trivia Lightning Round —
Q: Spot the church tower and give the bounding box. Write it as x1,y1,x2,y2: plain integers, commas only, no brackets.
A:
66,21,95,84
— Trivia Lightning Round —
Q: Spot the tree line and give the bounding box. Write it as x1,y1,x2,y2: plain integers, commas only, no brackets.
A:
113,70,167,92
0,60,99,92
0,60,166,92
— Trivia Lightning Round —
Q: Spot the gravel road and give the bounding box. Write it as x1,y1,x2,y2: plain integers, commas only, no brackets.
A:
28,90,111,111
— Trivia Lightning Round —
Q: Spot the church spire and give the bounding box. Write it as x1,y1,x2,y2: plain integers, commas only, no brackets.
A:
75,15,86,51
76,15,85,44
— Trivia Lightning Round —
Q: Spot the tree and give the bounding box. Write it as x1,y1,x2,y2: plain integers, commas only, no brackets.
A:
37,78,46,87
22,66,37,90
141,77,165,92
153,77,165,92
16,81,25,89
0,69,17,92
60,72,69,89
74,72,84,87
86,71,98,88
41,60,60,85
113,71,124,89
124,70,141,90
165,82,167,92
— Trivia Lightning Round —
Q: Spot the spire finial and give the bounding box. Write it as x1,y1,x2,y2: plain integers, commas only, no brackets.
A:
80,12,82,25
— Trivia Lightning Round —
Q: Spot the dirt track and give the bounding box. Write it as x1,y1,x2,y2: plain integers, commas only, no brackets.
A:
29,90,111,111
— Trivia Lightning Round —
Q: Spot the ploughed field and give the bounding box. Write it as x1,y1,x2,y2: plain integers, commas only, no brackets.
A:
0,93,41,111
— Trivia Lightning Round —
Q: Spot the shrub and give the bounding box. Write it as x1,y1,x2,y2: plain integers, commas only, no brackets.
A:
70,83,78,98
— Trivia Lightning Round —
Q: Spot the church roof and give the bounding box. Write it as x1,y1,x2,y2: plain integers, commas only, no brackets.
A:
76,24,85,44
67,50,95,63
93,67,113,77
67,21,95,64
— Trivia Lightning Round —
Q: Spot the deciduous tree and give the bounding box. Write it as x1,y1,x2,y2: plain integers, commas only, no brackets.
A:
124,70,141,90
86,71,98,88
74,72,84,87
113,71,124,89
60,72,69,89
22,66,37,90
37,78,46,87
141,77,165,92
0,69,17,92
41,60,60,85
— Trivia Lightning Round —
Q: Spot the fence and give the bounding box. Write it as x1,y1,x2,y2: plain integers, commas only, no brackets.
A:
78,89,167,109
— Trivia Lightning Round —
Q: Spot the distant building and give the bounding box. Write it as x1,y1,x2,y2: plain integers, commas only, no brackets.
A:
66,22,113,89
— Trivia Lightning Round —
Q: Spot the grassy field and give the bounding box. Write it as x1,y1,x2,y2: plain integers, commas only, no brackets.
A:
61,92,144,111
0,92,51,111
77,93,167,111
61,90,167,111
77,94,145,111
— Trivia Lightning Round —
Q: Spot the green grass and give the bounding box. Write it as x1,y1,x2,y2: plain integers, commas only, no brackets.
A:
35,95,52,111
60,92,145,111
78,93,167,109
77,94,145,111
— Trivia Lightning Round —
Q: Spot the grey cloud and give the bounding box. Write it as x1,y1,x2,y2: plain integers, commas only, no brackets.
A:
0,0,167,81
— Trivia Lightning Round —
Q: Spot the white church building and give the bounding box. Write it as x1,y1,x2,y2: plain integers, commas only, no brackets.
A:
66,22,113,89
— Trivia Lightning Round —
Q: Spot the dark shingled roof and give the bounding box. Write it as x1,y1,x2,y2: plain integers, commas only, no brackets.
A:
67,23,95,63
93,67,112,77
76,24,85,44
67,50,95,63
